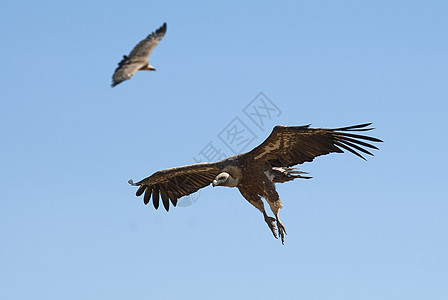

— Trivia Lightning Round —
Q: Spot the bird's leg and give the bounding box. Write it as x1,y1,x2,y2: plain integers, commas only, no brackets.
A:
274,213,287,245
267,199,287,244
263,211,278,239
240,191,279,240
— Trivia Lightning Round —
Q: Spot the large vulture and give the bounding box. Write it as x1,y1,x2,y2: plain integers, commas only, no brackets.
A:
112,23,167,87
129,123,382,244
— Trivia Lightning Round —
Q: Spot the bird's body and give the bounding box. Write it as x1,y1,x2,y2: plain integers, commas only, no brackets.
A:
112,23,166,87
129,123,382,244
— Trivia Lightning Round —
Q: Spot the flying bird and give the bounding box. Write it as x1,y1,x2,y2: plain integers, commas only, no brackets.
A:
129,123,382,244
112,23,167,87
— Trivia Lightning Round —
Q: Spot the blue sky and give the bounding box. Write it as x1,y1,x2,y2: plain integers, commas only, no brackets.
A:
1,0,447,299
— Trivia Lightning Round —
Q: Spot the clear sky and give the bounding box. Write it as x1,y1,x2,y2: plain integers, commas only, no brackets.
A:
1,0,447,299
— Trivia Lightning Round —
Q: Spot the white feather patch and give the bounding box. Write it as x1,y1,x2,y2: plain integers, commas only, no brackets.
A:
264,170,275,182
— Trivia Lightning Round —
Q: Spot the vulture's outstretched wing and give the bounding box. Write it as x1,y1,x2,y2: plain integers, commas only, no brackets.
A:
129,162,222,211
247,123,382,167
112,23,167,87
127,22,166,60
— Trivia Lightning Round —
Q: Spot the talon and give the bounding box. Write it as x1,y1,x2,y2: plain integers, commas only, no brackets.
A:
264,214,278,239
276,220,287,244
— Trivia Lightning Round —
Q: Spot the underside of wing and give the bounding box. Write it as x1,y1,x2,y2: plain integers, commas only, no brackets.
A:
129,162,223,211
248,123,383,167
111,59,143,87
128,22,166,61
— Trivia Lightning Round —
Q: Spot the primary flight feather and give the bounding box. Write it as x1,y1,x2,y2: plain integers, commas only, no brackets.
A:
129,123,382,244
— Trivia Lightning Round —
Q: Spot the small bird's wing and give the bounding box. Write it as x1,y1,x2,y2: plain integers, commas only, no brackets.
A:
129,162,222,211
246,123,382,167
112,23,167,87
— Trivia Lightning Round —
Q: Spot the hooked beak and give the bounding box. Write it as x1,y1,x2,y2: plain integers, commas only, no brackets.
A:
212,180,218,187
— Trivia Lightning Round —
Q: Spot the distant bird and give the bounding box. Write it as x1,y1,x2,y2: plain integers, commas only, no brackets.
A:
129,123,382,244
112,23,167,87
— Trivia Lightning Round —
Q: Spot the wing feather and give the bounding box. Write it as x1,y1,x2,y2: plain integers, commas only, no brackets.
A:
334,135,379,150
160,185,170,212
136,185,146,197
247,123,382,167
128,22,166,59
152,186,160,210
130,162,223,211
168,190,178,207
111,62,142,87
143,186,152,204
335,139,375,157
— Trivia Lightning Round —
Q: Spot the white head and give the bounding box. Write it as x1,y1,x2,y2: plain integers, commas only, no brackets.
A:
212,172,239,188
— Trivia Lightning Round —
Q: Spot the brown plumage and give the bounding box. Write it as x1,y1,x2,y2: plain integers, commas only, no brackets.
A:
129,123,382,244
112,23,166,87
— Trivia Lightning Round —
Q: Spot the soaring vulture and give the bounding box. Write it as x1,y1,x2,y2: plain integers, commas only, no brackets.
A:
112,23,167,87
129,123,382,244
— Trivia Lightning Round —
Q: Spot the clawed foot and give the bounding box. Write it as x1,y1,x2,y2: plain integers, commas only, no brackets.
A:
276,220,287,245
264,214,278,239
263,212,287,244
